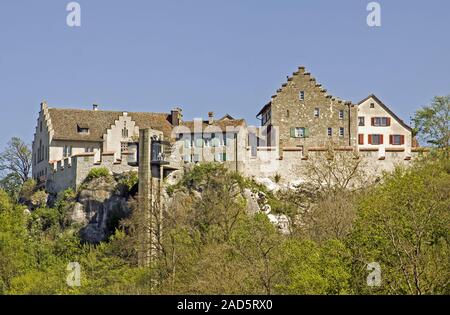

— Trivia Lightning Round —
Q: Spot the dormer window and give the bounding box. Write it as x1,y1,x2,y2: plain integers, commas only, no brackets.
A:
77,124,90,134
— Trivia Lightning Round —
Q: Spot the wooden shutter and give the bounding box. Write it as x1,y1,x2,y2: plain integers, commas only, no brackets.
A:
371,118,375,126
358,134,364,145
400,135,405,145
304,128,310,138
290,128,295,138
380,135,384,144
386,117,391,126
389,135,393,145
368,135,372,144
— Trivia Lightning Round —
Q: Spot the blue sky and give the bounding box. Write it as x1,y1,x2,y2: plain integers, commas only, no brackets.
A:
0,0,449,148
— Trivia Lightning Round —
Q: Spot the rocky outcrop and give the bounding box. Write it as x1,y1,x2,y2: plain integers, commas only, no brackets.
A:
67,175,132,243
243,187,290,234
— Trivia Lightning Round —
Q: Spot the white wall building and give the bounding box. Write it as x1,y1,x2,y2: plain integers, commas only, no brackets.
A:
356,94,413,158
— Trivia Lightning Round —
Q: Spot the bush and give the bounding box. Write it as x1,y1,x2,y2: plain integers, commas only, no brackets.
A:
85,167,111,182
19,179,37,203
118,171,138,191
30,190,48,208
58,188,76,202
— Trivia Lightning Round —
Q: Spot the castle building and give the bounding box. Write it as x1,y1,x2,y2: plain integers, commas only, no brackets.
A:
256,66,358,151
32,102,248,193
32,66,420,194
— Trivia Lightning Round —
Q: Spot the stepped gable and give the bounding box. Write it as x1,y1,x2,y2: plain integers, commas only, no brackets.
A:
257,65,354,117
47,108,174,141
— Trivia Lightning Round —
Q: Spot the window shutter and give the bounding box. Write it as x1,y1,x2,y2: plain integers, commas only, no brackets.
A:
371,118,375,126
401,135,405,145
304,128,310,138
387,117,391,126
389,135,393,145
290,128,295,138
380,135,384,144
368,135,372,144
358,134,364,145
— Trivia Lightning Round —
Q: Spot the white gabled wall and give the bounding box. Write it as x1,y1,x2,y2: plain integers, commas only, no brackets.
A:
357,96,412,156
103,112,140,160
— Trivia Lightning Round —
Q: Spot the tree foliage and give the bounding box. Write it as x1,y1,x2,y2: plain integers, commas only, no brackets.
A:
0,158,448,295
413,95,450,157
0,137,32,184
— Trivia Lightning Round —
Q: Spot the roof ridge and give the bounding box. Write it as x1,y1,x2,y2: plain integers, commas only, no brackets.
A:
49,107,168,116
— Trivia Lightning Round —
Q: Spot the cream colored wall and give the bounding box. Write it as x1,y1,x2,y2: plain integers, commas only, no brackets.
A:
357,97,412,156
173,124,248,167
50,140,102,162
32,104,52,181
103,112,139,160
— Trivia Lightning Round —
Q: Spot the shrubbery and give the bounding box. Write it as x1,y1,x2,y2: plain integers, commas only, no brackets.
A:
85,167,111,182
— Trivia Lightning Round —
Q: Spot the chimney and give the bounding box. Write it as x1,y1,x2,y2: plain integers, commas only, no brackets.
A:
93,104,99,111
170,107,182,126
208,112,214,124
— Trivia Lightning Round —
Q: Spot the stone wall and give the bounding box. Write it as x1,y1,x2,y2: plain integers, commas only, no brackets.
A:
267,66,358,151
47,152,137,194
240,144,427,185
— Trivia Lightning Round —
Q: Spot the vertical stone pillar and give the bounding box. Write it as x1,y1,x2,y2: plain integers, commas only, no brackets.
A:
138,129,152,267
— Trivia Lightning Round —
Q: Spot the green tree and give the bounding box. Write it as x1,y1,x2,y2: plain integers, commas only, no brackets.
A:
0,173,22,200
349,160,450,294
276,239,352,295
0,190,33,293
0,137,32,184
413,95,450,157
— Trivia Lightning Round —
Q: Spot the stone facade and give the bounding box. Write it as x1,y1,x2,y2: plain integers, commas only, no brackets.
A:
256,66,358,152
46,152,138,194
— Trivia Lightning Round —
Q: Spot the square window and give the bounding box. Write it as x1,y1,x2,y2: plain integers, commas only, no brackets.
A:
371,134,382,145
392,135,402,145
370,103,375,108
358,116,365,126
295,127,305,138
314,108,320,117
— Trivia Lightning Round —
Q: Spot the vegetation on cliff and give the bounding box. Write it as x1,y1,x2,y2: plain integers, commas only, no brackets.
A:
0,156,448,295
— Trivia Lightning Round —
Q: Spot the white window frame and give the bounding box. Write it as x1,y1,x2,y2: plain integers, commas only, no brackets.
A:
314,108,320,117
295,127,305,138
299,91,305,101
